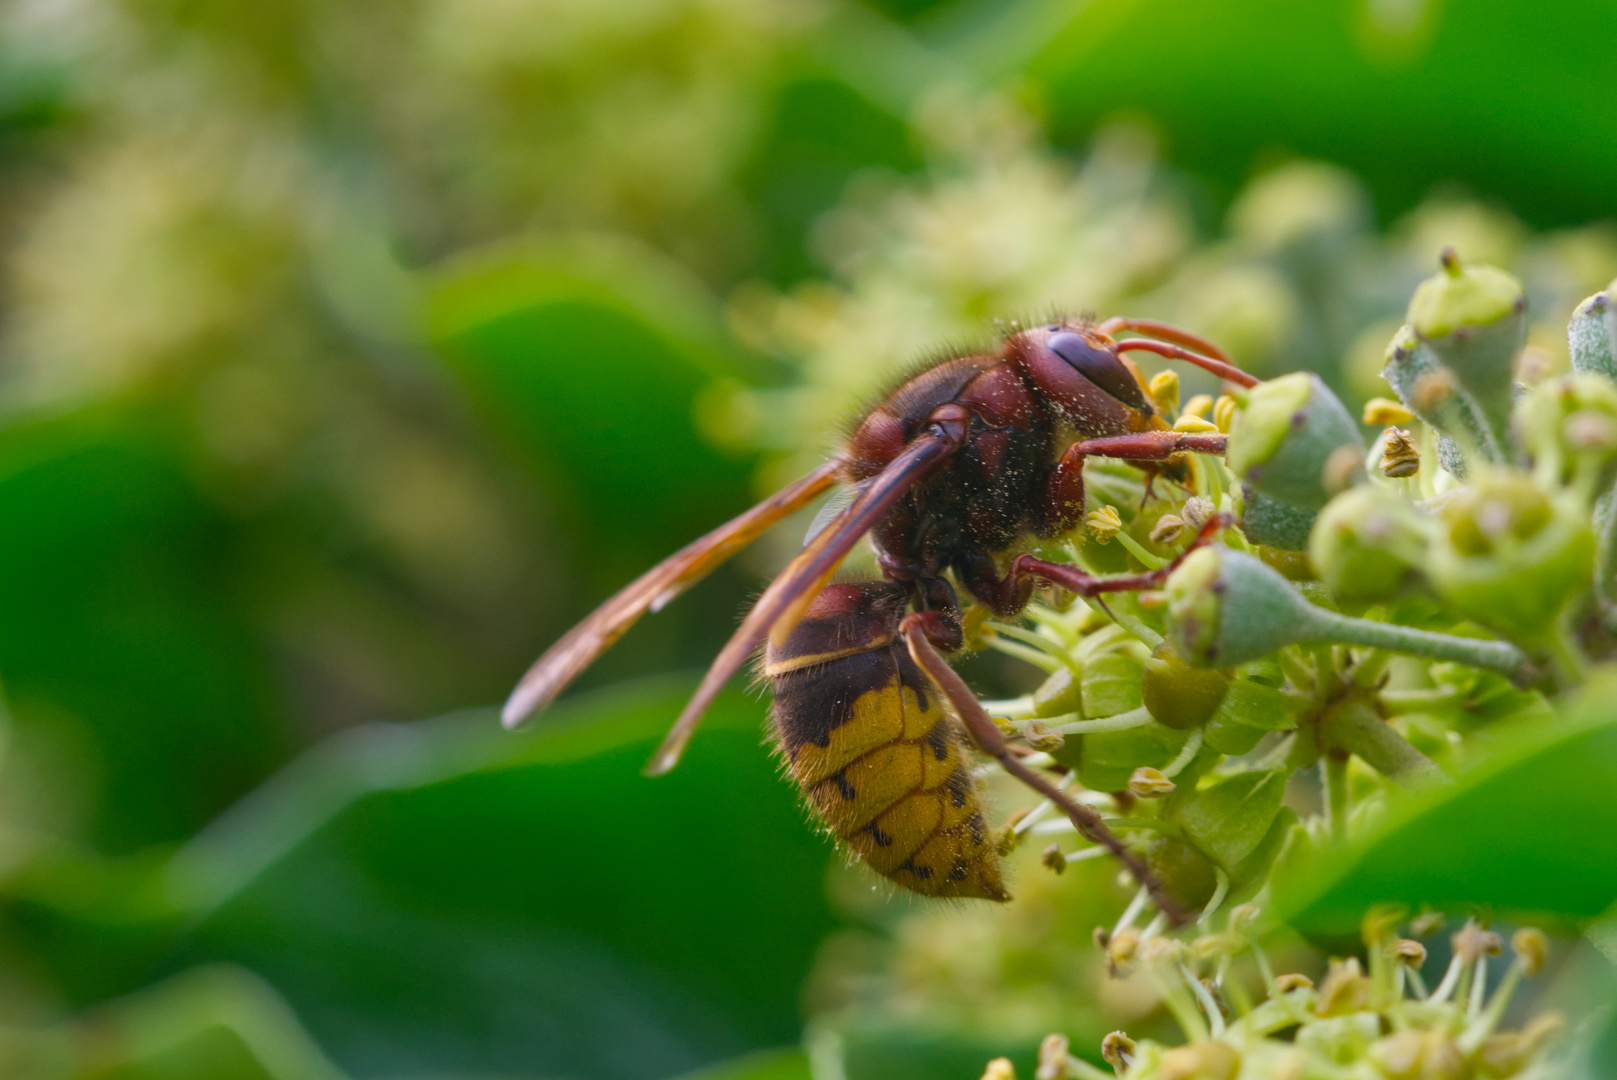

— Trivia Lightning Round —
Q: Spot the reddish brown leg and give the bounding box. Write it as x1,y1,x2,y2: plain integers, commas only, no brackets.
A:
1035,431,1227,538
1112,338,1259,389
1012,514,1230,599
1096,316,1234,363
1076,431,1228,462
899,612,1190,925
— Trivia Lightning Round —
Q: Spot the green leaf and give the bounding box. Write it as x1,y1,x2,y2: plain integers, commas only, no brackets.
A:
674,1048,812,1080
20,680,841,1080
0,407,282,854
830,1022,1041,1080
1080,653,1144,718
1203,667,1294,755
1063,721,1189,793
1171,769,1288,871
428,235,758,584
1009,0,1617,228
1274,671,1617,934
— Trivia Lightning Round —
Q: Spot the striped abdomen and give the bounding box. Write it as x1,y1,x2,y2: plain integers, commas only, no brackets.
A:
763,583,1007,901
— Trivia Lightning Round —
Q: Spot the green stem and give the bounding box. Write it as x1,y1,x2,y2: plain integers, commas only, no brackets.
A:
1302,608,1530,684
1049,706,1154,735
1323,755,1349,841
1324,699,1446,790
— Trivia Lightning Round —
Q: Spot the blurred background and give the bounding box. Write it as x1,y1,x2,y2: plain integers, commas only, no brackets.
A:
0,0,1611,1077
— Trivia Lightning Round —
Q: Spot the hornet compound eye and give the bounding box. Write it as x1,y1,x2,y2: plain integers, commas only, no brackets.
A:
1047,331,1152,414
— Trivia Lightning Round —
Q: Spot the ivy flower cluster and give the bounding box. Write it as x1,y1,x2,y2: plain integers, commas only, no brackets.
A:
984,909,1564,1080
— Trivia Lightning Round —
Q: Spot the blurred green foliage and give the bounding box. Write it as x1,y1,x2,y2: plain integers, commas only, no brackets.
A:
0,0,1610,1077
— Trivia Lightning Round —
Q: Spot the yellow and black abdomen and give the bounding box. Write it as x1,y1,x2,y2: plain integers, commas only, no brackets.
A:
762,583,1007,901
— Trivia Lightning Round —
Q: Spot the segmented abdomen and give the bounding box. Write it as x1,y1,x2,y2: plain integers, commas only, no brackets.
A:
765,622,1007,901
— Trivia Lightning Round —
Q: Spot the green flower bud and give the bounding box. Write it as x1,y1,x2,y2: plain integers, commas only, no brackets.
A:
1515,372,1617,494
1405,250,1526,441
1240,488,1319,551
1166,545,1532,680
1141,642,1230,729
1227,373,1365,511
1309,486,1432,603
1427,469,1595,641
1166,547,1325,667
1568,281,1617,381
1383,325,1507,472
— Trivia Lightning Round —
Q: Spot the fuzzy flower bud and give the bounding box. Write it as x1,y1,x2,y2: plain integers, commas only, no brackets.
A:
1128,766,1176,798
1042,842,1066,875
1166,547,1326,667
1511,927,1548,976
1363,396,1415,425
1381,252,1525,472
1408,250,1525,435
1087,505,1123,544
1167,542,1530,679
1100,1031,1135,1076
1229,373,1365,509
1568,282,1617,382
1150,514,1188,545
1150,369,1181,415
1227,372,1364,549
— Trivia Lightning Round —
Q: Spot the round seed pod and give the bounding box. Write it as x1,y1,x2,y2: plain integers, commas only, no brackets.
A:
1142,642,1230,730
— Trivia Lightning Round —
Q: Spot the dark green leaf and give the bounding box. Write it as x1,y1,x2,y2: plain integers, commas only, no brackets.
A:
1172,769,1288,871
1275,672,1617,934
